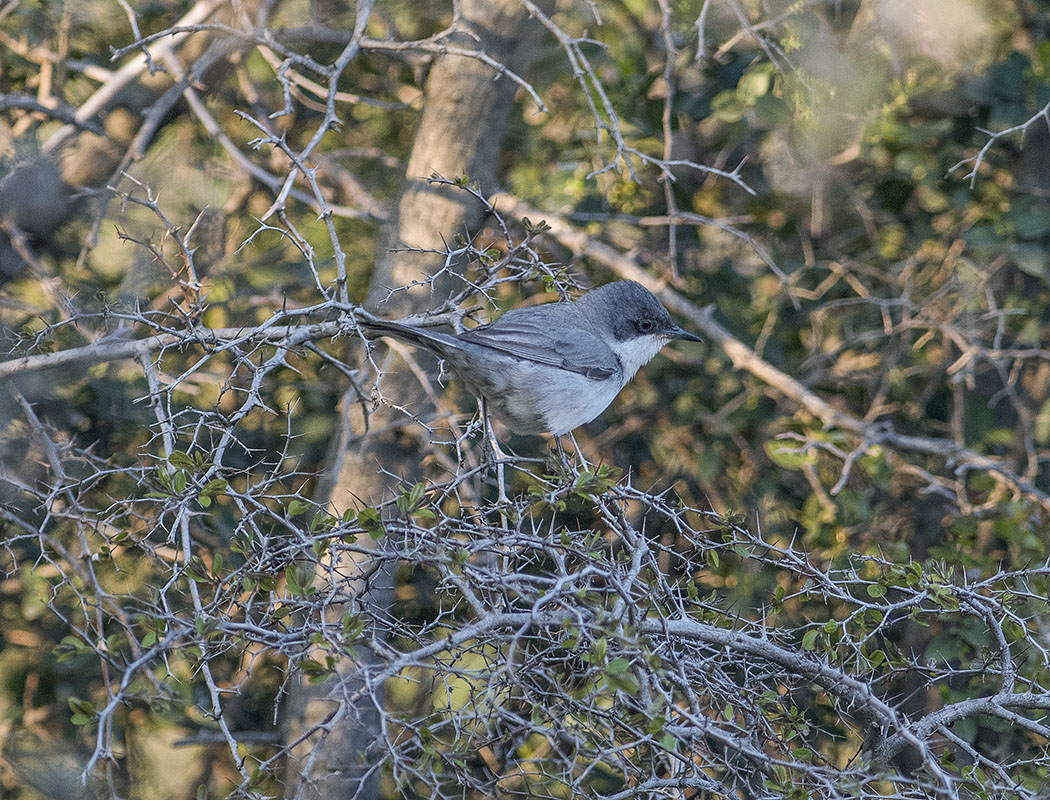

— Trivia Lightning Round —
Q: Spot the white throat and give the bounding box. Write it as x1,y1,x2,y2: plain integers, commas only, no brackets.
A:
611,334,668,383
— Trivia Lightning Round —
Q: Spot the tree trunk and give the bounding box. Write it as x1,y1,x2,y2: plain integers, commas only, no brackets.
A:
279,2,552,798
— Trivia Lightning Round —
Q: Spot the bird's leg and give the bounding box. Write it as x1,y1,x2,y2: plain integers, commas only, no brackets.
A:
554,435,568,466
480,397,509,508
479,397,509,465
567,430,590,469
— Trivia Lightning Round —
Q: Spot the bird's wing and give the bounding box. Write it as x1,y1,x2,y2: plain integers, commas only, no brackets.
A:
458,305,621,380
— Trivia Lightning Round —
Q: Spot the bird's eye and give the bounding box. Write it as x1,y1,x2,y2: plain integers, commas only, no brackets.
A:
638,318,655,333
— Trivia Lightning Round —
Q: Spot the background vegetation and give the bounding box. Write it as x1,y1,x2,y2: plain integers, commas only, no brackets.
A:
1,0,1049,798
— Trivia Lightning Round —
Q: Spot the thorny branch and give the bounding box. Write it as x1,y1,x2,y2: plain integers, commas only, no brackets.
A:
2,2,1050,799
3,181,1049,796
949,100,1050,188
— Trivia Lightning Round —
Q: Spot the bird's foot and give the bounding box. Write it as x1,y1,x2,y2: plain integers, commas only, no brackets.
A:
480,430,511,469
553,433,590,470
479,412,511,511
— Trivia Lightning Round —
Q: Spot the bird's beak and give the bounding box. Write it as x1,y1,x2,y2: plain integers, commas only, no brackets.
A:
667,325,703,343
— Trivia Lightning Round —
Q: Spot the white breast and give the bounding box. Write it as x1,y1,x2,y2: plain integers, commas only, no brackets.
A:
611,334,669,381
533,334,668,435
538,370,627,435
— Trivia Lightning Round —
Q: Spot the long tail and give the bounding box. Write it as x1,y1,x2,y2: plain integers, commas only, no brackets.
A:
358,317,457,353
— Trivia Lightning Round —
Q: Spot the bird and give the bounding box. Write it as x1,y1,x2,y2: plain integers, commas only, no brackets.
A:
359,280,702,446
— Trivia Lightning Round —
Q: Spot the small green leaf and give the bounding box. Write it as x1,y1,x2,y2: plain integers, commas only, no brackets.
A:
311,511,336,532
604,669,639,693
712,89,747,123
591,638,607,662
764,440,815,470
299,658,328,676
201,478,228,497
169,451,194,470
754,94,791,126
356,507,385,540
68,697,94,716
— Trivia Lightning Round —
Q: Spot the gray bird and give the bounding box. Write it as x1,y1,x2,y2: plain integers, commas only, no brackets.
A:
359,280,702,438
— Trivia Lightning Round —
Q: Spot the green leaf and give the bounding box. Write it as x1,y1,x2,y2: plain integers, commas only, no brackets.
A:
604,669,640,693
311,511,336,532
737,64,773,101
184,556,211,583
357,507,386,540
201,478,228,497
68,697,94,716
60,635,88,652
764,440,815,470
342,613,365,641
592,638,608,662
1007,197,1050,239
286,564,315,596
802,630,819,651
169,451,194,470
299,658,329,677
754,94,791,127
1009,242,1048,279
711,90,747,123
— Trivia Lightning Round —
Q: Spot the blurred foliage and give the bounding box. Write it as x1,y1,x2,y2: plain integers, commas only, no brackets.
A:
1,0,1050,797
